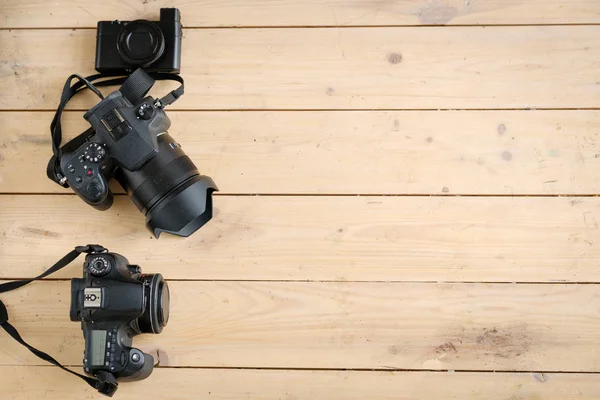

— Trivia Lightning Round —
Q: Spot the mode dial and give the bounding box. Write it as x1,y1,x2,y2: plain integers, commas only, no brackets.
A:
88,256,112,277
84,143,106,163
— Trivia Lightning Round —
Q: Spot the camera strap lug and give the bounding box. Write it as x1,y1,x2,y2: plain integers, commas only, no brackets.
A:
76,244,108,254
0,244,119,397
155,73,184,108
95,371,119,397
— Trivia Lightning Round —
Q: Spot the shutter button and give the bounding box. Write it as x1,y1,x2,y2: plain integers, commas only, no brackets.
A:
131,353,141,363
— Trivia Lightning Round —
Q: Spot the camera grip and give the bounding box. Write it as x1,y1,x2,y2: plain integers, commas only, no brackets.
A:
118,348,155,382
86,180,113,210
60,141,114,210
75,174,112,210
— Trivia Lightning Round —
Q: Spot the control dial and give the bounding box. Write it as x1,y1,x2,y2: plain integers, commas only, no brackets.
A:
88,256,112,277
84,143,106,163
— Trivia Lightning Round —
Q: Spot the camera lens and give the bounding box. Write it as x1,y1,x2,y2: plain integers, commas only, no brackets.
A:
116,132,217,238
159,281,170,326
137,274,169,334
117,20,165,68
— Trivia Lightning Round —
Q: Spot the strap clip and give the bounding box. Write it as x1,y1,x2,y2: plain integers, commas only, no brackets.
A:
95,371,119,397
75,244,108,254
57,174,68,187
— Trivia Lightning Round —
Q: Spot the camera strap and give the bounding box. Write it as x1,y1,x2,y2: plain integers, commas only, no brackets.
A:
46,70,185,187
0,245,120,397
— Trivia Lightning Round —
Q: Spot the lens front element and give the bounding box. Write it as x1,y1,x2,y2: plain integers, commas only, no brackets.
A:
137,274,169,334
159,280,170,327
117,20,165,67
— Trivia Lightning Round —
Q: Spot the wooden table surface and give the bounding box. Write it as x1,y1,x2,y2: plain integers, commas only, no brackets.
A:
2,1,600,399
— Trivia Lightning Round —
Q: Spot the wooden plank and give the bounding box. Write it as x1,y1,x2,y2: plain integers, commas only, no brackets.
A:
1,281,599,371
2,195,600,282
3,110,600,195
2,0,600,28
3,367,600,400
2,27,600,110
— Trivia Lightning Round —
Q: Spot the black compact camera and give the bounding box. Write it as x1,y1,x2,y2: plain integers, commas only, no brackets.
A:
70,248,169,383
52,69,217,238
95,8,182,74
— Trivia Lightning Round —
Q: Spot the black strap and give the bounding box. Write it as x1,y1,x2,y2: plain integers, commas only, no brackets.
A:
47,69,184,187
118,68,155,105
0,245,119,397
153,73,185,107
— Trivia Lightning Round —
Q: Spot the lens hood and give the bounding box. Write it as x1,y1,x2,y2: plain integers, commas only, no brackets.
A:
145,174,217,238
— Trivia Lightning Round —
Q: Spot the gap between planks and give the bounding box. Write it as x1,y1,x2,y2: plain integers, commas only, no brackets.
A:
4,23,600,31
9,364,600,374
2,278,600,285
7,108,600,112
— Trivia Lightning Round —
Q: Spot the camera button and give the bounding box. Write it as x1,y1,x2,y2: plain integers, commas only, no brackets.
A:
120,352,127,366
131,353,141,363
75,176,83,183
86,182,103,199
137,103,154,120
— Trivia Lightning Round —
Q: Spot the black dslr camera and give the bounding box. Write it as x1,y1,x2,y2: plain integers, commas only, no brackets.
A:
95,8,182,74
51,69,217,237
70,248,169,383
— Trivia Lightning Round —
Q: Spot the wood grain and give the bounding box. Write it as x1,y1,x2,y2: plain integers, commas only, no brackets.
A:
1,281,599,371
2,195,600,282
2,0,600,28
2,27,600,110
3,110,600,195
3,367,600,400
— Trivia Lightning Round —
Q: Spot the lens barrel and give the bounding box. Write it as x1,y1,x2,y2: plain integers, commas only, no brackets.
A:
116,132,217,238
137,274,169,334
117,20,165,67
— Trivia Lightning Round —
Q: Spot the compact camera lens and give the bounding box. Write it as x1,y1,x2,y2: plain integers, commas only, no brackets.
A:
137,274,169,334
117,20,165,68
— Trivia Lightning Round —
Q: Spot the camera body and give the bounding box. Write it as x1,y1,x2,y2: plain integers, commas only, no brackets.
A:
58,69,217,238
70,249,169,382
95,8,182,74
60,91,166,210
